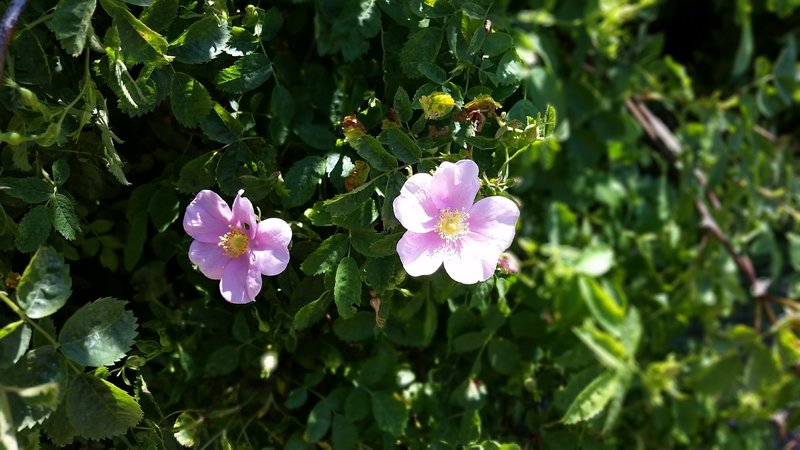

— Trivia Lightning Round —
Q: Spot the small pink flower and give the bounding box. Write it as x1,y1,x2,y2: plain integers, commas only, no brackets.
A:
393,160,520,284
183,190,291,303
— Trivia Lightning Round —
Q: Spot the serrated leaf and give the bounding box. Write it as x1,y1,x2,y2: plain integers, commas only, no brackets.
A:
0,345,66,429
100,0,168,64
294,291,331,330
66,374,143,439
52,159,70,186
283,156,326,208
269,84,294,144
199,103,243,144
51,0,97,56
215,53,272,94
371,391,407,437
147,189,180,233
15,205,51,253
49,193,81,241
561,371,620,424
42,401,76,446
140,0,177,32
381,172,405,230
300,234,349,276
170,17,230,64
58,298,138,367
378,128,422,163
0,177,52,203
334,257,361,319
16,247,72,319
170,72,212,127
573,321,627,371
495,50,524,86
400,27,442,78
364,257,394,292
418,62,447,84
393,86,412,122
323,178,377,216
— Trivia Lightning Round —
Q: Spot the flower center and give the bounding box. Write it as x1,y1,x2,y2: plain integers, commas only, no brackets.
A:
219,227,249,258
435,208,469,241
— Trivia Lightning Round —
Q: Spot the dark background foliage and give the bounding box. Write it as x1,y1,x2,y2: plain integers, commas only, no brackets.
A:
0,0,799,449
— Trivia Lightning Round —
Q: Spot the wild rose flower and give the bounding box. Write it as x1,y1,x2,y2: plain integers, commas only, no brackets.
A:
393,160,520,284
183,190,291,303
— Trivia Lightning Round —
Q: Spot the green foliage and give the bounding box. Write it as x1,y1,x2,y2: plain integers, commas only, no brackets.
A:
1,0,800,447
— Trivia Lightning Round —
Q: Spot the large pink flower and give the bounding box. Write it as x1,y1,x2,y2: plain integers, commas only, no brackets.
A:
183,190,291,303
393,160,520,284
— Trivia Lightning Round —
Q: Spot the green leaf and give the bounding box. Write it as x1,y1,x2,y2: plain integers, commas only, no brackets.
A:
371,391,407,437
561,371,620,424
58,298,138,367
788,232,800,271
16,247,72,319
51,0,97,56
200,103,244,144
573,320,627,371
418,62,447,84
52,159,70,186
578,277,625,335
169,17,230,64
0,321,31,369
458,409,481,445
356,135,397,170
15,205,51,253
0,177,52,203
378,128,422,163
333,312,375,342
42,402,76,446
147,189,180,233
332,414,358,450
0,392,17,450
482,32,513,57
269,84,294,144
66,374,143,439
686,353,743,396
495,50,524,86
393,86,412,122
300,234,349,276
176,151,218,194
100,0,168,63
487,338,521,375
400,27,442,78
381,172,405,230
140,0,178,32
283,156,326,208
0,346,66,430
215,53,272,94
169,72,212,127
364,257,395,292
334,257,361,319
204,345,239,376
574,244,614,277
294,291,331,330
49,193,81,241
305,399,332,443
323,178,377,216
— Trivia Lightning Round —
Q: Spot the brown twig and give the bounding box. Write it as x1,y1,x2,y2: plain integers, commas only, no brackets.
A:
626,97,771,300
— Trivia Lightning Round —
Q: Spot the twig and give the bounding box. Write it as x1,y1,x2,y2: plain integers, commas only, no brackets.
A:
0,0,29,82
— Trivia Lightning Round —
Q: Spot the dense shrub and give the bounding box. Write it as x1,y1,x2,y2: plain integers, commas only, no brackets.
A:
0,0,799,448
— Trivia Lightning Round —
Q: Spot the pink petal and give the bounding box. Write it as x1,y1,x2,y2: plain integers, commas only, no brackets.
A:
443,232,501,284
188,241,229,280
231,190,257,239
396,231,445,276
220,256,262,304
252,247,290,276
183,190,233,243
392,173,439,233
468,196,520,250
430,160,480,211
252,218,292,250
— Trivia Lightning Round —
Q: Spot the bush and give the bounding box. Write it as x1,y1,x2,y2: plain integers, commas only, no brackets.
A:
0,0,799,448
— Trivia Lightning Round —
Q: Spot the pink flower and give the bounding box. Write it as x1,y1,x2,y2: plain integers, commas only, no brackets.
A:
393,160,520,284
183,190,291,303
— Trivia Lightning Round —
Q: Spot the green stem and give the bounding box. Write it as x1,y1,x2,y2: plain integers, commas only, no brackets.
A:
0,291,60,349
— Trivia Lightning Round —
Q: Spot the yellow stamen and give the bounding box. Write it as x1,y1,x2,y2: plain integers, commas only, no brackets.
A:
435,208,469,241
219,228,249,258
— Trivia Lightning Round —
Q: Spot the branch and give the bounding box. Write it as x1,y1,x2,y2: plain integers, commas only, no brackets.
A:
626,97,770,299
